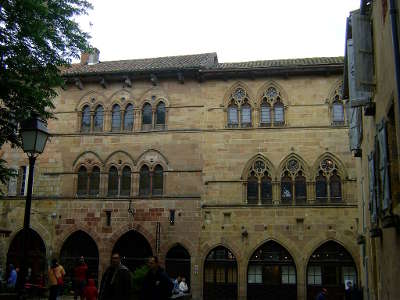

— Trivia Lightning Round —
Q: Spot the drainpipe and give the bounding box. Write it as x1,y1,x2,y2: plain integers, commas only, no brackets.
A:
389,0,400,125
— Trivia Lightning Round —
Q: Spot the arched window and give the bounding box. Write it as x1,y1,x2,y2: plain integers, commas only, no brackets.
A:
274,101,285,126
89,166,100,196
227,104,238,128
139,165,150,196
120,166,131,196
295,171,307,204
260,101,271,127
241,102,252,127
332,101,344,125
227,87,252,128
316,158,342,203
152,165,163,196
316,171,327,203
108,166,118,196
111,104,121,132
246,159,273,205
280,158,307,205
77,166,88,196
142,103,152,130
81,105,91,132
93,106,104,132
123,104,134,131
155,102,166,129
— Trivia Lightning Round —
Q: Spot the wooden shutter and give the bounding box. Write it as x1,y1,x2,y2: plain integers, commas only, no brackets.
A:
347,39,363,151
368,152,377,224
351,11,374,94
377,120,391,212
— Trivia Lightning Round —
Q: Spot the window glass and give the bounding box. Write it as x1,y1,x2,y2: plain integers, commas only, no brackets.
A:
152,165,163,196
77,166,87,196
330,172,342,202
120,166,131,196
307,266,322,285
295,172,307,203
228,105,238,126
247,175,258,204
274,103,284,124
89,166,100,196
216,267,225,283
81,105,91,132
281,174,292,204
111,104,121,131
333,102,344,123
281,266,296,284
124,104,134,131
108,166,118,196
241,103,251,126
142,103,152,125
260,103,271,125
93,106,103,132
316,172,327,202
139,165,150,196
248,265,263,284
156,102,166,125
261,176,272,203
342,266,356,283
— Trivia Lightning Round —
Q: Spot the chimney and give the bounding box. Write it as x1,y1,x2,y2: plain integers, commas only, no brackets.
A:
80,48,100,65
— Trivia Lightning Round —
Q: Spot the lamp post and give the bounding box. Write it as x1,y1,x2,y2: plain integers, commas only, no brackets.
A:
19,115,49,290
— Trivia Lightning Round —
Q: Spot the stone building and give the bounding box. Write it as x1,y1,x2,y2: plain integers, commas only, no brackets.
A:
0,51,360,300
343,1,400,300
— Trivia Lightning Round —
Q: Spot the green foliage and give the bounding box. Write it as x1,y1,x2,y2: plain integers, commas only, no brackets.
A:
131,265,149,294
0,0,92,183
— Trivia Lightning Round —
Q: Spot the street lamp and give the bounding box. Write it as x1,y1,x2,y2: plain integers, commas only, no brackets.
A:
19,115,49,290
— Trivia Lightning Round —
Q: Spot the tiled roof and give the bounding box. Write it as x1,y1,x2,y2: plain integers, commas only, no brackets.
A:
62,53,218,76
62,53,343,76
213,57,344,70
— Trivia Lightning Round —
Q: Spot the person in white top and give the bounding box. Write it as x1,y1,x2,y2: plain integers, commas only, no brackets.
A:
178,277,189,293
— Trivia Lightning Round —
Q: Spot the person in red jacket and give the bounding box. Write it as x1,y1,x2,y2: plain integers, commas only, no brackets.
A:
84,278,98,300
73,256,88,300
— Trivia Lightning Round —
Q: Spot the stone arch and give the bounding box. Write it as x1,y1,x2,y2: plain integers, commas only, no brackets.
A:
256,80,290,107
136,149,169,171
138,86,170,108
72,151,104,170
326,79,344,105
200,240,242,267
241,153,276,180
104,150,136,168
278,152,311,178
312,152,348,179
76,90,107,111
162,239,195,261
109,89,134,108
223,81,255,107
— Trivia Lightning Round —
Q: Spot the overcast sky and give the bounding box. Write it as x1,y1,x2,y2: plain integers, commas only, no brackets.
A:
77,0,361,63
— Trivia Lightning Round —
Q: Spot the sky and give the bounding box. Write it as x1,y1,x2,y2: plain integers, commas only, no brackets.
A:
77,0,361,63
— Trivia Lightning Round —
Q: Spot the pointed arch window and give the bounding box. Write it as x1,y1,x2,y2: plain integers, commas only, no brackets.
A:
315,158,342,203
139,164,164,197
93,106,104,132
246,159,273,205
77,166,88,196
274,101,285,126
121,166,131,196
280,158,307,205
260,87,285,127
142,103,152,130
227,87,252,128
89,166,100,196
123,104,134,131
260,101,271,127
139,165,150,196
108,166,119,196
111,104,121,132
155,102,166,130
152,165,164,195
330,86,345,126
81,105,91,132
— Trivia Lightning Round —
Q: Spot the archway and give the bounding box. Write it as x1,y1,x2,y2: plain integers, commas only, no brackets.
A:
7,228,46,284
112,230,153,271
247,241,297,300
203,246,237,300
165,244,191,287
306,241,357,300
60,230,99,285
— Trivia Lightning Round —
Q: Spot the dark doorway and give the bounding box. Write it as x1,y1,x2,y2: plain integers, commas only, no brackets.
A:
112,230,153,272
60,230,99,285
247,241,297,300
7,228,46,284
307,241,357,300
165,244,191,288
203,246,237,300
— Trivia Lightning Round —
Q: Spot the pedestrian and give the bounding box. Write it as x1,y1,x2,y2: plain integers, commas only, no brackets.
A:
316,287,328,300
48,258,65,300
141,256,173,300
83,278,98,300
172,275,181,294
179,277,189,293
345,280,353,300
73,256,88,300
98,252,133,300
7,264,17,289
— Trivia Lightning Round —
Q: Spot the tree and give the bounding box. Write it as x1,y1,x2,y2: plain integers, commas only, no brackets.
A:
0,0,92,187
